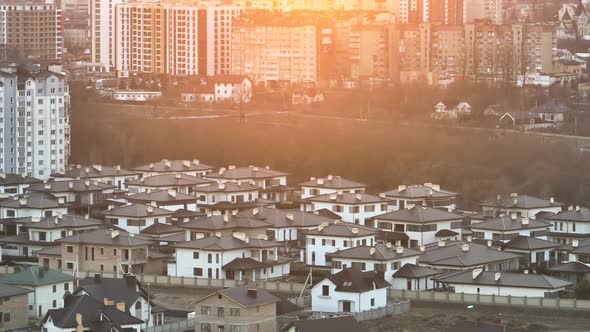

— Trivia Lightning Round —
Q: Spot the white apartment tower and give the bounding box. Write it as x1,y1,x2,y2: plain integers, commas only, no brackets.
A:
92,0,125,71
0,66,70,179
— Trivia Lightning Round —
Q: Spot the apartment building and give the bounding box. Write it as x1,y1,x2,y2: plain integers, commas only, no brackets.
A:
0,65,70,179
231,12,317,85
466,0,503,24
91,0,125,71
0,1,63,63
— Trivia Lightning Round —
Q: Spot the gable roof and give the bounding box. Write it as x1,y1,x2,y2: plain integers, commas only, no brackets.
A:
547,207,590,222
502,236,561,251
299,176,367,189
194,285,280,308
179,214,272,231
323,268,390,293
434,270,572,290
391,263,442,279
171,236,279,251
132,159,214,174
418,241,521,268
75,275,147,309
51,165,141,179
326,244,421,261
281,316,369,332
373,206,463,223
126,174,213,187
0,266,76,286
139,222,183,235
103,203,173,218
206,166,287,180
382,184,457,199
470,215,550,231
548,261,590,273
57,228,153,247
303,223,378,238
238,207,337,228
302,192,389,205
43,295,143,328
481,194,564,209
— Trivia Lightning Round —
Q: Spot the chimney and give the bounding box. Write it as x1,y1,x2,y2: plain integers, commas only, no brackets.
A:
149,163,154,169
510,213,517,220
398,185,406,192
223,214,229,223
395,246,404,254
329,194,337,200
116,302,126,312
369,247,376,256
351,227,359,234
168,189,177,198
111,230,119,239
576,206,581,211
182,160,191,167
432,184,440,191
550,197,555,204
327,175,333,181
310,177,316,181
461,244,470,252
147,206,154,214
44,184,51,190
175,174,182,179
19,198,27,206
253,208,259,215
573,239,579,248
193,159,200,165
424,182,433,188
494,272,501,281
68,181,74,189
569,206,574,211
286,213,294,221
75,313,83,332
524,270,529,275
232,209,239,216
466,236,472,243
487,240,492,247
385,242,392,248
355,194,362,201
247,288,257,298
115,165,121,171
521,217,529,225
228,165,236,170
419,245,425,252
472,268,483,279
437,240,445,247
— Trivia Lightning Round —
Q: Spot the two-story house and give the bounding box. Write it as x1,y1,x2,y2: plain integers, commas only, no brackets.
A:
0,192,68,219
298,176,367,199
372,206,464,247
326,243,421,286
51,164,142,191
179,211,272,240
0,266,77,319
205,165,288,189
418,241,521,272
168,234,289,281
25,180,116,212
126,189,199,212
38,228,163,275
0,284,32,330
480,194,564,219
302,222,378,267
125,174,213,195
192,182,261,211
103,203,174,234
311,268,390,313
470,214,551,242
546,206,590,245
193,286,280,332
381,183,457,211
132,159,215,178
0,173,42,196
301,192,390,226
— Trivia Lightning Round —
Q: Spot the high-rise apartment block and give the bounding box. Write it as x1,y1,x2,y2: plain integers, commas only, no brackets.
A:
0,65,70,179
91,0,124,71
0,1,63,63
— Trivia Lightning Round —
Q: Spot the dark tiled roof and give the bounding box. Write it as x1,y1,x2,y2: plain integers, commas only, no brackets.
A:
57,228,153,247
391,263,442,278
132,159,214,173
25,214,102,229
0,284,32,297
547,207,590,222
327,244,421,261
103,203,173,218
127,189,197,203
0,266,76,286
529,99,572,114
139,222,183,235
434,270,572,289
126,174,213,187
377,231,409,241
51,165,141,179
75,275,147,309
481,194,564,209
303,223,378,238
502,236,561,251
435,229,459,237
35,246,62,256
179,214,271,231
0,192,64,209
206,166,287,180
27,180,116,193
239,207,337,228
418,241,521,268
0,174,42,186
195,285,280,308
192,182,260,193
382,184,457,199
303,192,389,204
373,206,463,223
325,268,390,293
171,236,279,251
281,316,369,332
470,215,550,231
299,176,367,189
549,261,590,273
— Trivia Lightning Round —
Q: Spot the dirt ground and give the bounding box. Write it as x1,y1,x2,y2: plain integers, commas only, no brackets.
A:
361,302,590,332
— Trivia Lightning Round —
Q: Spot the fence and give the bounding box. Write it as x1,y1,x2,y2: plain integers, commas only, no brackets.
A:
313,301,410,322
146,319,196,332
289,295,311,308
0,266,307,296
389,289,590,311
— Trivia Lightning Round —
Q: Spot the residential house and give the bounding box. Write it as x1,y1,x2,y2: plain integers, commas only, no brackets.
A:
0,174,42,196
549,261,590,286
301,192,390,226
139,223,184,244
546,206,590,245
180,75,253,104
0,284,32,330
168,234,289,281
381,184,457,211
499,111,556,130
0,266,77,319
51,164,141,191
25,180,116,211
391,263,442,291
192,182,261,211
73,275,160,327
561,238,590,263
501,236,561,268
205,165,288,190
431,102,471,120
39,228,163,275
125,174,213,195
126,189,199,212
0,192,68,219
372,206,464,247
132,159,215,178
433,269,571,298
193,286,279,332
529,99,571,124
326,243,421,286
0,214,102,259
42,294,143,332
302,222,378,267
298,176,367,199
480,194,564,219
311,268,390,313
470,214,551,242
179,211,272,240
418,241,521,272
102,203,174,234
280,316,368,332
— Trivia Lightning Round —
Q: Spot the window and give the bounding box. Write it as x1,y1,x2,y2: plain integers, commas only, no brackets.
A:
364,205,375,212
229,308,240,316
2,313,9,322
322,285,330,296
66,246,73,253
53,300,57,308
351,262,366,270
371,298,375,306
391,261,401,270
100,248,104,255
201,323,211,332
64,283,69,291
193,268,203,276
52,285,56,293
573,223,577,232
193,252,199,259
201,305,211,315
208,254,212,263
217,307,224,318
6,210,15,217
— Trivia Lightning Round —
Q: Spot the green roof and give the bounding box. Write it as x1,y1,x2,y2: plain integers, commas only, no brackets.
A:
0,266,77,286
